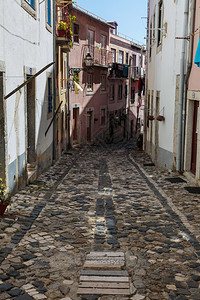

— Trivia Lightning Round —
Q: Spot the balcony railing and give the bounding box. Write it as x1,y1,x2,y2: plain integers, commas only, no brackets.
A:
130,66,141,80
109,63,129,79
83,45,113,67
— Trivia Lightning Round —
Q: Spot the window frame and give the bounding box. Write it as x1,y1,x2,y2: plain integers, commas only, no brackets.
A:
157,0,163,47
47,73,53,119
100,106,107,127
46,0,52,32
111,48,116,63
100,74,107,92
86,73,94,94
131,87,135,104
118,84,123,100
126,53,129,65
21,0,36,19
109,83,115,101
118,50,124,64
73,23,80,44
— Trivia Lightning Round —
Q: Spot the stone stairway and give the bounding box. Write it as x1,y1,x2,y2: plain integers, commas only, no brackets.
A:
77,251,130,296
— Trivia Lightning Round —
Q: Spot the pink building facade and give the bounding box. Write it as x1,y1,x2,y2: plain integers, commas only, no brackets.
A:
69,5,112,145
108,24,145,141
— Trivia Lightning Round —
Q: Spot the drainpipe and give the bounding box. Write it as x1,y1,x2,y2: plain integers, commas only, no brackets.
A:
176,0,189,172
181,0,196,171
52,0,57,161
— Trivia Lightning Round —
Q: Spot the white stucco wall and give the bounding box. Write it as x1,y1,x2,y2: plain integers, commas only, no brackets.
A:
0,0,54,191
147,0,185,168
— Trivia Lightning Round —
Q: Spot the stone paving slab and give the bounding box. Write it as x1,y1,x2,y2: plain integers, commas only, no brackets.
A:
0,141,200,299
80,270,128,276
77,287,130,295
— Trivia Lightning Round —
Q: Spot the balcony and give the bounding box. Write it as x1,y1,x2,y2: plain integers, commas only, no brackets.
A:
109,63,129,79
83,45,113,68
130,66,141,80
56,3,72,48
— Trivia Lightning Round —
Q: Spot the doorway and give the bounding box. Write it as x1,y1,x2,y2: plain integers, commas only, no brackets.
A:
87,110,93,142
26,76,36,164
191,101,199,174
73,107,79,143
154,92,160,162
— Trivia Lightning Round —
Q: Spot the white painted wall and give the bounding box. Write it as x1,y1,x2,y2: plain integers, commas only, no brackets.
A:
147,0,185,167
0,0,54,191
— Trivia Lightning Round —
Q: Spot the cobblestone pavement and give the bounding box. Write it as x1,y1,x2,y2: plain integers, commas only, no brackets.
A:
0,140,200,300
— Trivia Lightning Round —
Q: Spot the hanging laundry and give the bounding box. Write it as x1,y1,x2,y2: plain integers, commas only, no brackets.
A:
194,38,200,67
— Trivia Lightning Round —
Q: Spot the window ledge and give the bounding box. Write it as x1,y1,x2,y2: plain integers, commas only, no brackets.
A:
100,90,107,95
21,0,37,19
86,90,94,96
46,23,52,33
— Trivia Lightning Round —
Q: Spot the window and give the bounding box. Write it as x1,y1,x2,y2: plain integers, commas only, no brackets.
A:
87,29,95,58
46,0,51,26
149,21,152,57
74,23,80,43
101,108,106,126
118,84,123,100
157,0,163,46
47,77,52,114
125,84,128,98
109,84,115,101
153,12,156,39
25,0,34,8
131,88,135,104
126,53,129,65
119,51,124,64
111,48,116,63
100,74,106,91
21,0,36,18
87,73,93,92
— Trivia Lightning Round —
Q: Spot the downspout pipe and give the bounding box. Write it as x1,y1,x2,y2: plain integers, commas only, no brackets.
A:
176,0,189,172
181,0,196,171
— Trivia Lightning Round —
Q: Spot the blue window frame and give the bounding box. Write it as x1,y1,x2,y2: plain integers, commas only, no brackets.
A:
48,78,52,114
47,0,51,26
25,0,34,9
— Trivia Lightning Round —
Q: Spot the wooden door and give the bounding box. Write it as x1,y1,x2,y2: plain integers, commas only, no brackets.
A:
87,29,94,58
101,34,106,65
191,101,199,174
27,76,36,164
73,107,79,142
87,111,93,142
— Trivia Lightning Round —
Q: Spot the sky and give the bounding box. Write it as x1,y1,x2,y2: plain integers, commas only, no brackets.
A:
75,0,148,46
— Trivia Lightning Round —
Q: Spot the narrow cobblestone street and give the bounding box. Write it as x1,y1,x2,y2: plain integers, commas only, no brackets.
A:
0,140,200,300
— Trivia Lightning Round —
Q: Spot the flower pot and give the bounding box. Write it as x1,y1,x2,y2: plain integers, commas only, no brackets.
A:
0,203,9,215
148,115,155,121
57,30,67,37
156,115,165,121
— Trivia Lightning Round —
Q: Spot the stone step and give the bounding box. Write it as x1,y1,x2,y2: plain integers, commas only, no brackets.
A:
80,270,128,276
87,252,124,257
77,287,130,295
79,276,129,282
79,281,129,289
83,263,124,270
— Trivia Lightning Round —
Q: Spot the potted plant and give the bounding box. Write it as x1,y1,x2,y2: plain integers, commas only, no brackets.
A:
57,21,67,37
148,115,155,121
156,115,165,121
0,178,10,216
